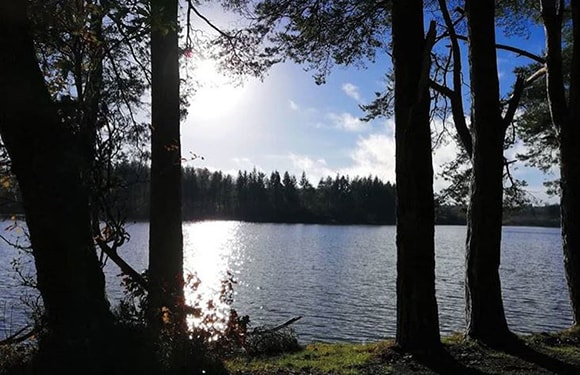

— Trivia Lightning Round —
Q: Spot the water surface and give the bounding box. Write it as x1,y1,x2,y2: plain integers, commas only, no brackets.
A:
0,221,572,343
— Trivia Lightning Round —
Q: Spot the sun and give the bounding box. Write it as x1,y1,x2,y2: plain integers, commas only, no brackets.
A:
187,59,246,120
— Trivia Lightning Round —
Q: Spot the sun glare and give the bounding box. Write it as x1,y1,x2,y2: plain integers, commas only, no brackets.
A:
187,59,246,120
183,221,242,336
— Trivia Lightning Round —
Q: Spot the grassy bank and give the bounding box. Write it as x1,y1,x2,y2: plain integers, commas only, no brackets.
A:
3,329,580,374
226,329,580,374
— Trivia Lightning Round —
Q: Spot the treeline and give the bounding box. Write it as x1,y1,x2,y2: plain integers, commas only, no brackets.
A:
116,162,397,224
0,162,560,226
435,204,561,227
110,163,559,226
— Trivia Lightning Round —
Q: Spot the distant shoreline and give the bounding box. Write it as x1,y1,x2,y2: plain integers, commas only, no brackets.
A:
0,206,561,229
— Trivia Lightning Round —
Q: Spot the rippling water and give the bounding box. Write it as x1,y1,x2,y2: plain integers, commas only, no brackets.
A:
0,221,573,343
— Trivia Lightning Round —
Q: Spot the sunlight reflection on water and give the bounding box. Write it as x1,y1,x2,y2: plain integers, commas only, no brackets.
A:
0,221,573,343
183,221,242,335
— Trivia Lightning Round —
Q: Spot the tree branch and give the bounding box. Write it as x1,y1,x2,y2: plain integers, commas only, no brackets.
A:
503,75,526,131
95,238,149,291
417,21,437,102
187,1,232,39
454,35,545,64
0,325,37,346
503,66,548,131
435,0,473,157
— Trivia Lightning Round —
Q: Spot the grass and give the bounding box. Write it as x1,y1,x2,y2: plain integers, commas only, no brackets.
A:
226,330,580,374
226,341,391,375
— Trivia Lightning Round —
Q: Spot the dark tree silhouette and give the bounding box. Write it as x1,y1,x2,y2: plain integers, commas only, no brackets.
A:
392,0,441,351
148,0,186,334
540,0,580,326
0,1,113,371
464,0,511,344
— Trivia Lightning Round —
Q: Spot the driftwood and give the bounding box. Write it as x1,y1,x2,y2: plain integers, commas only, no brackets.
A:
0,324,37,346
251,316,302,335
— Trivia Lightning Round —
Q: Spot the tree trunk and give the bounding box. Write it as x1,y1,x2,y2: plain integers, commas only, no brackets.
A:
0,1,113,371
464,0,511,344
560,115,580,326
148,0,185,333
392,0,441,351
542,0,580,325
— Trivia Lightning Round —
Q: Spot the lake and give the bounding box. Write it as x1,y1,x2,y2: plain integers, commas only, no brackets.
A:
0,221,573,343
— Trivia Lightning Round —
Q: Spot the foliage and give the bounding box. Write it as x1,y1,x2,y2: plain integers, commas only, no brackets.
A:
0,343,36,375
512,30,576,199
221,0,392,84
115,268,250,356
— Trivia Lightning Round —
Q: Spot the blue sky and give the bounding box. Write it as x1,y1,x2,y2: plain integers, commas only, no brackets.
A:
180,6,558,204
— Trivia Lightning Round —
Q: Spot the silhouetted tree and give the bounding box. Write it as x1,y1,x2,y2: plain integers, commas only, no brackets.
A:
0,1,113,371
392,0,441,351
464,0,511,343
148,0,185,334
540,0,580,326
217,0,442,351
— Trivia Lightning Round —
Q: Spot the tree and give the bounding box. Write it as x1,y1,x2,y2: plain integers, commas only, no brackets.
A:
540,0,580,326
148,0,186,334
427,0,545,343
392,0,441,351
463,0,511,343
226,0,441,351
0,1,113,371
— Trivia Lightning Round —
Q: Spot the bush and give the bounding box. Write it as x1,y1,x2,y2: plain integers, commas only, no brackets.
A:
0,343,36,375
244,326,301,356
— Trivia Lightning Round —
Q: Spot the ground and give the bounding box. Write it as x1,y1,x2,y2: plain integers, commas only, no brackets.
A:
226,329,580,374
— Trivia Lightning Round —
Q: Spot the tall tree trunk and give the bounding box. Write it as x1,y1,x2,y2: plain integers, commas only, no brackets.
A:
0,1,112,372
464,0,511,344
148,0,185,333
392,0,441,351
542,0,580,325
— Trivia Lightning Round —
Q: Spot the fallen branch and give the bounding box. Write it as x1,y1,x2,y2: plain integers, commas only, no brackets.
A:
96,239,149,292
251,316,302,335
0,325,37,346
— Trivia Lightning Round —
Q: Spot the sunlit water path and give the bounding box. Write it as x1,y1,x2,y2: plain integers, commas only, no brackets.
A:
0,222,572,343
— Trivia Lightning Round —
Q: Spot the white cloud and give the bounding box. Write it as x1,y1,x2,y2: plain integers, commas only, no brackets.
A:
288,153,334,183
525,183,559,205
340,132,396,182
342,83,362,101
327,112,368,132
289,99,299,111
432,139,462,192
231,157,263,173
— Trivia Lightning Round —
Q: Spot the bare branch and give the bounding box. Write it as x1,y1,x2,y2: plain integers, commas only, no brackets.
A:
434,0,473,158
503,74,526,131
417,21,437,102
429,79,454,98
0,325,37,346
454,35,545,64
526,66,547,85
188,1,232,39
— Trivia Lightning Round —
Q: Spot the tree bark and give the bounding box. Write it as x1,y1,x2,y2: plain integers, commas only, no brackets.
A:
392,0,441,351
542,0,580,325
0,1,113,371
464,0,511,344
148,0,185,333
